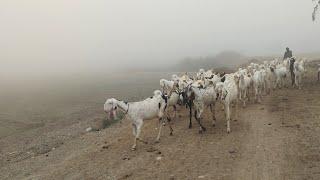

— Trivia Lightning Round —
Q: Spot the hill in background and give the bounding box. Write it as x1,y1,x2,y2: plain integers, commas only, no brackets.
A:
173,50,247,71
128,51,320,73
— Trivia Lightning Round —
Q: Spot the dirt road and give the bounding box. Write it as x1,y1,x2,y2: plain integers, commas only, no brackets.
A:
1,81,320,179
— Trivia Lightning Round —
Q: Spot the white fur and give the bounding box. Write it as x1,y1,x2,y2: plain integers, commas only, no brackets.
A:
215,74,238,133
196,68,206,80
252,70,263,103
166,90,181,119
265,65,276,94
238,72,251,107
160,79,177,95
104,90,168,150
207,76,221,87
272,64,288,89
294,59,305,89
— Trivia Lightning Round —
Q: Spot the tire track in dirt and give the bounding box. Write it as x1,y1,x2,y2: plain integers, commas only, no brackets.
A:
234,84,320,180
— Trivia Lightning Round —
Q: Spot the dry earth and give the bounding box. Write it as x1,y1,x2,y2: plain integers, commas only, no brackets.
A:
1,67,320,180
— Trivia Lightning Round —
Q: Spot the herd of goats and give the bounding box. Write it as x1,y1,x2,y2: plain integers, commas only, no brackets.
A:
104,57,308,150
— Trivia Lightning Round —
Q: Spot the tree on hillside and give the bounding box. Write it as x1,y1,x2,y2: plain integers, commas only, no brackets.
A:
312,0,320,21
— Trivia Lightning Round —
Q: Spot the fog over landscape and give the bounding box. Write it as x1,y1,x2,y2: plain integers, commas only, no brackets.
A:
2,1,320,179
1,0,320,76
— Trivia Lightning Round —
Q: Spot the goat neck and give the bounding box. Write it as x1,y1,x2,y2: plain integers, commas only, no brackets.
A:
115,100,129,113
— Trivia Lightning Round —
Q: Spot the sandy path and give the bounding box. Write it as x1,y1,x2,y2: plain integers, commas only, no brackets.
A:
1,83,320,180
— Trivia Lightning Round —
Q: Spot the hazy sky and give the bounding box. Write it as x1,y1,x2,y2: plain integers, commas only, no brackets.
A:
1,0,320,73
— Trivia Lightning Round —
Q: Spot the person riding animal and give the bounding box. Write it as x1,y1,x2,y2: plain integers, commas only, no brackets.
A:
289,57,296,86
283,47,295,86
283,47,293,60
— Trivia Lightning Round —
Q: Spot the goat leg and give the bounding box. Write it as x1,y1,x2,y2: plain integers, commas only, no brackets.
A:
131,123,137,150
167,117,174,136
132,137,137,151
155,118,164,143
132,120,143,150
225,104,231,133
188,102,193,129
210,104,216,127
137,138,148,144
194,110,206,133
173,105,177,119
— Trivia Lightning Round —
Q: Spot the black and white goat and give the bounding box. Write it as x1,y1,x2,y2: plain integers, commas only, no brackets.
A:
185,82,218,133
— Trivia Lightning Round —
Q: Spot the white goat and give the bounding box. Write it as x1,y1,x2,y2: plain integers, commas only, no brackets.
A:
204,74,221,88
259,65,268,94
204,69,214,79
166,89,182,119
171,74,180,84
215,74,238,133
237,72,251,107
252,63,260,70
265,65,276,94
104,90,169,150
272,64,287,89
247,65,253,75
252,70,263,103
294,59,305,89
160,79,177,95
196,68,206,80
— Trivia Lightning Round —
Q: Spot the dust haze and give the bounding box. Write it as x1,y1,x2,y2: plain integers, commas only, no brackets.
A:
2,1,320,179
1,0,320,77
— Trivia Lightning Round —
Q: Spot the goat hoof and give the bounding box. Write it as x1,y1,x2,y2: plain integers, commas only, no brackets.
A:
170,132,173,136
199,130,203,134
188,124,192,129
212,124,216,127
202,127,206,131
227,129,231,134
155,140,160,143
138,138,148,144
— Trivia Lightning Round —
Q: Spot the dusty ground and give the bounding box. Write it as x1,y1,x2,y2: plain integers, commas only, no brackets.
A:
1,67,320,180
